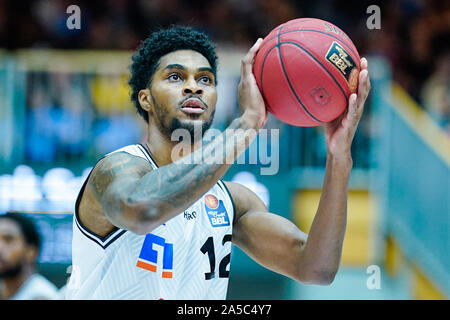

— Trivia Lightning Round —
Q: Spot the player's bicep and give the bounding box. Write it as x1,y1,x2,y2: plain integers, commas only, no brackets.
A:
233,210,307,280
225,181,307,281
86,152,152,230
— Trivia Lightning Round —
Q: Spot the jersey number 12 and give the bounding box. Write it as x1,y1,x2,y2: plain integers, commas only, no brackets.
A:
200,234,232,280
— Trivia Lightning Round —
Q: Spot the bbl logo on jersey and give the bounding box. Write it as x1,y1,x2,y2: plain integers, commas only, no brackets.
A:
204,194,230,228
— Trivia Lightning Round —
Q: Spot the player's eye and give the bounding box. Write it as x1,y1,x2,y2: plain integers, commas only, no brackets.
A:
199,76,212,85
168,74,182,82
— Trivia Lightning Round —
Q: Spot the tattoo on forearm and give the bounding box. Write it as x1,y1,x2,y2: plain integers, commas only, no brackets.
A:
90,117,258,224
131,118,257,212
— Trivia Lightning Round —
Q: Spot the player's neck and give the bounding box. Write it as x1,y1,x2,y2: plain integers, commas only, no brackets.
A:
146,125,202,167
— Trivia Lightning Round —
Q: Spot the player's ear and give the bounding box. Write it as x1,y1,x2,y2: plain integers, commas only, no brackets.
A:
138,88,153,113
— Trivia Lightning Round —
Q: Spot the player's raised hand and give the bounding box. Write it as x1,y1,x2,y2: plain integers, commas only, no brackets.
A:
324,57,371,159
238,38,268,130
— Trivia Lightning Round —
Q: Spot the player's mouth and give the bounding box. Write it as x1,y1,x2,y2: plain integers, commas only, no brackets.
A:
180,98,206,115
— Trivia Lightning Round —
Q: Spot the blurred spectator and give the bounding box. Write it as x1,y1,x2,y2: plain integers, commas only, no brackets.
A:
0,213,60,299
26,72,95,163
26,88,57,163
52,74,93,159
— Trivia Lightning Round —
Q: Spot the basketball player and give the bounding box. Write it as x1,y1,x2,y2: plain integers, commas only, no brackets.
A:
66,26,371,299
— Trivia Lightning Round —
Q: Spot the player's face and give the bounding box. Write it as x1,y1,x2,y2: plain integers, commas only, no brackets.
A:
142,50,217,141
0,219,29,278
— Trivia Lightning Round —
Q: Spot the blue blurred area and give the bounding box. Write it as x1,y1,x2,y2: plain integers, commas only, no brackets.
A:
370,58,449,298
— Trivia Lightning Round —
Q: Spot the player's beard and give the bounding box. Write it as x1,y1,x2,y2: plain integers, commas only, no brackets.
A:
168,112,215,143
0,263,23,279
153,100,215,143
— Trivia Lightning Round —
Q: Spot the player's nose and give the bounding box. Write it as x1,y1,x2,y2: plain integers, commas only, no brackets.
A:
183,78,203,96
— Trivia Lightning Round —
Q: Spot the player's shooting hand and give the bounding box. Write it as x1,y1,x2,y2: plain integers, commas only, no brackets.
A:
238,38,268,130
324,57,371,160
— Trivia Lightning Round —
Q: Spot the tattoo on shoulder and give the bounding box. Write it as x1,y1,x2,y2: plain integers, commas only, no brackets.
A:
89,152,151,198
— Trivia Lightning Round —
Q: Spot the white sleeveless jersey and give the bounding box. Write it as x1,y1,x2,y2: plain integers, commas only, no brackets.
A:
66,144,235,300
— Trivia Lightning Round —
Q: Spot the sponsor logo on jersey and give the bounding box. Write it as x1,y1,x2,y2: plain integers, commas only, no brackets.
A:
183,210,197,220
204,194,230,227
136,233,173,278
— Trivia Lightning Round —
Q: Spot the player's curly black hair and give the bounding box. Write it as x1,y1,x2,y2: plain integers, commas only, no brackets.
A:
129,25,218,123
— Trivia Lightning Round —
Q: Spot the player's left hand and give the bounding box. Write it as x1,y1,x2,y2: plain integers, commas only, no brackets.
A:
239,38,269,130
324,57,371,160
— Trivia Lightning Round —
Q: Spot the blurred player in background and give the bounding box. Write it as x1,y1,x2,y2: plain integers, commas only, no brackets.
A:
66,26,370,299
0,213,60,300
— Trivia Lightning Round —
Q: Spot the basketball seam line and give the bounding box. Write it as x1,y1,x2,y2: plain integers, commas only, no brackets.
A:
259,45,277,114
276,25,324,123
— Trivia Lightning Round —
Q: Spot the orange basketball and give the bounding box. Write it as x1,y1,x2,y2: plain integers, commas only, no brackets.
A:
253,18,360,127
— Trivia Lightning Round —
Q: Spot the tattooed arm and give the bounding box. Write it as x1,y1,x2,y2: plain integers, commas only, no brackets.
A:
78,117,258,236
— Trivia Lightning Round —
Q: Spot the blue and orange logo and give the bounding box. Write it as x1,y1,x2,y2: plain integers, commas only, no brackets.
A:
204,194,230,228
136,233,173,278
